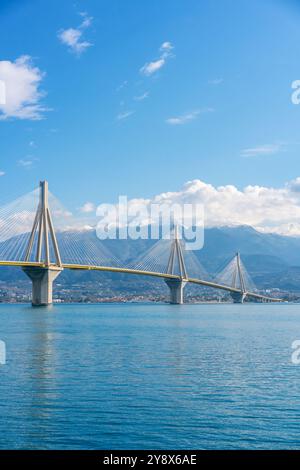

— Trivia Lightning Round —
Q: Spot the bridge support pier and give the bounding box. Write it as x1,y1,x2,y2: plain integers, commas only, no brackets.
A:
165,279,187,305
230,292,246,304
23,266,63,306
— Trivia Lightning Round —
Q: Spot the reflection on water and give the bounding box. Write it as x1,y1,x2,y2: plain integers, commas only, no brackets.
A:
25,311,58,448
0,303,300,449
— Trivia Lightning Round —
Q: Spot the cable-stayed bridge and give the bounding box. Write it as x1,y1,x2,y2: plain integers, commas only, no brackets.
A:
0,181,283,306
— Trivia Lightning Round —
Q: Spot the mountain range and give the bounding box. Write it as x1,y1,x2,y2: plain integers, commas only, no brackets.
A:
1,225,300,292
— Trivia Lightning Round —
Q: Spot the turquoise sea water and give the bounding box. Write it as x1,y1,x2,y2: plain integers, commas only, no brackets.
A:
0,303,299,450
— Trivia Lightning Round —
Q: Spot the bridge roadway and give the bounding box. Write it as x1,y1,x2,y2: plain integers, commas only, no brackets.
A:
0,260,283,303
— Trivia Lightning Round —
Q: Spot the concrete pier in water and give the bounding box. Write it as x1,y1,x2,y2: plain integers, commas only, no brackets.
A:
23,266,62,306
165,278,187,305
230,291,246,304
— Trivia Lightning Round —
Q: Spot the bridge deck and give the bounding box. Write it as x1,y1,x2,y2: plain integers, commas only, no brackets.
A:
0,260,283,303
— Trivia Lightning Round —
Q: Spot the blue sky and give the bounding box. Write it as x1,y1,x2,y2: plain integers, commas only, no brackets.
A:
0,0,300,213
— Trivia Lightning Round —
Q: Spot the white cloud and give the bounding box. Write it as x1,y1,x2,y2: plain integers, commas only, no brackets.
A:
18,156,38,168
80,202,96,213
58,28,92,55
166,108,214,125
241,143,283,158
160,42,174,53
0,56,47,120
140,41,175,76
95,178,300,237
18,160,32,168
134,91,149,101
116,110,135,121
160,41,175,60
78,11,93,29
58,12,93,55
0,171,5,176
140,59,165,76
0,79,6,104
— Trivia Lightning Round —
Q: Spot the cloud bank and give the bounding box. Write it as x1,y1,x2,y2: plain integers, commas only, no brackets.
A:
3,179,300,239
94,178,300,237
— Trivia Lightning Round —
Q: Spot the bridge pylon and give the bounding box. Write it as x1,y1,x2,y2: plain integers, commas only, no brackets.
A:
230,252,247,304
22,181,63,306
165,226,187,305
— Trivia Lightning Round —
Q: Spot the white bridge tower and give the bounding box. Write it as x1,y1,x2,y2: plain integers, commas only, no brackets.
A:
165,227,188,304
